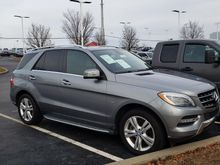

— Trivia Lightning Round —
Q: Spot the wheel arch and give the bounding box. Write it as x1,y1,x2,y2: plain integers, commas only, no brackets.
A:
114,103,168,138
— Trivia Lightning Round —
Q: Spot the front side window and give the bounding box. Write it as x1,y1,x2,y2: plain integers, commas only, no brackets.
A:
184,44,220,63
66,50,97,75
33,50,65,72
92,49,149,74
160,44,179,63
184,44,206,63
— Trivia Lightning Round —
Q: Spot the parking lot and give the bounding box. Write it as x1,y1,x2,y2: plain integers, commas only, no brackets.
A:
1,56,220,165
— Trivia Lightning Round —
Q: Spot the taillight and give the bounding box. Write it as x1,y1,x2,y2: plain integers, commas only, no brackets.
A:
10,77,14,87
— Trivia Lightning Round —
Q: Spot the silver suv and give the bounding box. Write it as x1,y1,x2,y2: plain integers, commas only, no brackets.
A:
10,47,219,155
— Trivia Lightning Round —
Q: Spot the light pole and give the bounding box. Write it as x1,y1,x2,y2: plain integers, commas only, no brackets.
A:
70,0,92,46
100,0,105,45
172,10,186,37
216,23,220,40
14,15,30,54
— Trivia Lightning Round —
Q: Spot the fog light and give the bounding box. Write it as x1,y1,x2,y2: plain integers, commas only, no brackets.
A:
180,115,199,124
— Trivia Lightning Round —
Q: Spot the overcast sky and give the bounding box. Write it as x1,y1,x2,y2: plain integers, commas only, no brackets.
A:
0,0,220,48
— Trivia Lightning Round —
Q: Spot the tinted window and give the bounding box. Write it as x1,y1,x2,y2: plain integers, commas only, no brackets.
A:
66,50,97,75
33,50,65,72
184,44,205,63
160,44,179,63
17,53,38,70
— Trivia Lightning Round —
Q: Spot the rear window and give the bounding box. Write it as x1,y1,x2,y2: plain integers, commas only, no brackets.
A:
160,44,179,63
16,53,38,70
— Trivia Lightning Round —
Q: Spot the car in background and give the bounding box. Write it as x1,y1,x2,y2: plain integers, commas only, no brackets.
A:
0,48,2,54
1,48,10,56
132,51,153,64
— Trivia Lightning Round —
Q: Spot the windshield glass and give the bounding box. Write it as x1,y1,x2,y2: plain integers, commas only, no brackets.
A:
92,49,149,73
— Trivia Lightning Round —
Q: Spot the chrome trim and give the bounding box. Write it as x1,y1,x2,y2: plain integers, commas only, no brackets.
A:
32,70,83,77
196,117,215,135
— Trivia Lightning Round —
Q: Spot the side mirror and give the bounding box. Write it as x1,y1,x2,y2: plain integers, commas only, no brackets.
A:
83,69,100,79
205,50,215,64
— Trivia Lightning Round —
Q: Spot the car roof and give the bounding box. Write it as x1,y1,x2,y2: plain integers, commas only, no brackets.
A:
158,39,216,44
28,46,119,54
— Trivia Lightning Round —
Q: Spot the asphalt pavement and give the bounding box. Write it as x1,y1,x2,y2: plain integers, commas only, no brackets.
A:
0,56,220,165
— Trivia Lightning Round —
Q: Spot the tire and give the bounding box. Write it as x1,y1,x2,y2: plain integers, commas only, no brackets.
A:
119,109,167,155
17,94,43,125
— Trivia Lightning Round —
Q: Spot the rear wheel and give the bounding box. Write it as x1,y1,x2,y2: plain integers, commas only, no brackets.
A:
18,94,43,125
119,109,167,155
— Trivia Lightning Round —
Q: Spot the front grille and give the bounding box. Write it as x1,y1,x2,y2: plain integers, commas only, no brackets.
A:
198,89,219,109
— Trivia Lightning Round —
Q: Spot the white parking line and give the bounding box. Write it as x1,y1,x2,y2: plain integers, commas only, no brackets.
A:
0,113,123,162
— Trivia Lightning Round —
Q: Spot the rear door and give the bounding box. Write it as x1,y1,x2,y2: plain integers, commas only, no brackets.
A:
179,42,220,88
155,43,181,70
31,49,66,114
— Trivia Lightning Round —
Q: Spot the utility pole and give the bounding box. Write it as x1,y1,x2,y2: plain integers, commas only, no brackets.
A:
100,0,105,45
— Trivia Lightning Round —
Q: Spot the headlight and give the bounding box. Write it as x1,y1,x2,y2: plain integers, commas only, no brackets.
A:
158,92,195,107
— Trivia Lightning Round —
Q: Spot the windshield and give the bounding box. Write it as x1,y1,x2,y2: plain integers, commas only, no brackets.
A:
92,49,149,74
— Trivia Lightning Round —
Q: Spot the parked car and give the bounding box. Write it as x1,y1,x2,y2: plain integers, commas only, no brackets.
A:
1,48,10,56
152,39,220,90
10,47,219,155
134,51,153,64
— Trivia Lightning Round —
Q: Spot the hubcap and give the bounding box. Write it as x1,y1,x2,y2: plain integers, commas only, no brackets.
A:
124,116,155,152
19,98,33,122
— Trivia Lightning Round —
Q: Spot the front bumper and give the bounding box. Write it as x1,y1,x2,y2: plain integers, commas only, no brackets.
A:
151,98,219,139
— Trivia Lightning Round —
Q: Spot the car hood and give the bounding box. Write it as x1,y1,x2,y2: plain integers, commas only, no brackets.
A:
115,69,215,96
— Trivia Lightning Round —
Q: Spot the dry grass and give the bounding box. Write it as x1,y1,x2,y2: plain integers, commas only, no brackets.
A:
0,66,7,73
144,143,220,165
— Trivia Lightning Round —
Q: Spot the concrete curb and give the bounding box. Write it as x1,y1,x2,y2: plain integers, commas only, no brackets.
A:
106,135,220,165
0,67,8,74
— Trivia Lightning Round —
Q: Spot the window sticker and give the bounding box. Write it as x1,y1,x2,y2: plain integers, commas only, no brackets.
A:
100,55,116,64
115,59,131,69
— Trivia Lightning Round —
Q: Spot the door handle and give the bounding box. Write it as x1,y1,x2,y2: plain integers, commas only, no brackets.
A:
29,75,36,80
181,67,193,72
62,79,71,86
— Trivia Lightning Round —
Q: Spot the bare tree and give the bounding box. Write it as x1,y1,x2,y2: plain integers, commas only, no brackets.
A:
121,26,139,51
180,21,204,39
26,24,52,48
93,30,106,45
62,10,95,45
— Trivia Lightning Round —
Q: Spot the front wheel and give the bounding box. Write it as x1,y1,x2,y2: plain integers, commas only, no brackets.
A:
119,109,167,155
18,94,43,125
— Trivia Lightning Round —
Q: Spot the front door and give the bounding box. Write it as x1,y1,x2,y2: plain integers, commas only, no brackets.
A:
180,43,220,89
59,50,109,128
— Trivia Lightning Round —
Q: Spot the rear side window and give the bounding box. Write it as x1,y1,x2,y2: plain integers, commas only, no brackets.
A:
160,44,179,63
33,50,65,72
17,53,38,70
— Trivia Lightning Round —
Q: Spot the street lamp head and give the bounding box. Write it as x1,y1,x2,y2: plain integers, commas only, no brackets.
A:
70,0,80,3
83,1,92,4
24,16,30,18
14,15,22,18
69,0,91,3
172,10,179,13
181,11,186,13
